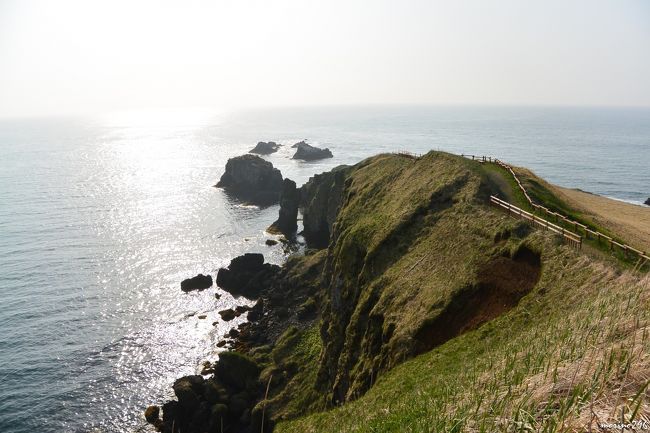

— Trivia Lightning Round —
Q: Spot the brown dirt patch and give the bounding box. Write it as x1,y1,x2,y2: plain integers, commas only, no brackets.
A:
414,246,541,354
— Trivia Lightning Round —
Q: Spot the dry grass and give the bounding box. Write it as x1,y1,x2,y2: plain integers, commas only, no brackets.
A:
552,186,650,252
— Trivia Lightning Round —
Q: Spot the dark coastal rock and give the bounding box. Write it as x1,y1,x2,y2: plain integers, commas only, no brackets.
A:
219,308,236,321
247,299,264,322
144,405,160,423
180,274,213,292
159,355,264,433
300,165,352,248
215,351,261,390
200,361,214,375
645,197,650,206
292,141,333,161
215,154,284,205
204,379,229,404
161,401,178,428
249,141,280,155
268,178,300,236
216,253,280,298
235,305,250,314
265,239,278,246
233,252,265,270
173,375,204,410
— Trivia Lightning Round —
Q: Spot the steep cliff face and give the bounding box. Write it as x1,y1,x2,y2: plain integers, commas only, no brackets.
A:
299,165,353,248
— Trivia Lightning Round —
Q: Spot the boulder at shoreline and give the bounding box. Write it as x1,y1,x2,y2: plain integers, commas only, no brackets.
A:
291,141,333,161
645,197,650,206
218,309,236,321
156,353,263,433
180,274,213,292
215,154,283,205
249,141,280,155
216,253,280,298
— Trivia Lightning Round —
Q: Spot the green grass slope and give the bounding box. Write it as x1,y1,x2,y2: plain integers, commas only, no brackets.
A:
272,152,649,432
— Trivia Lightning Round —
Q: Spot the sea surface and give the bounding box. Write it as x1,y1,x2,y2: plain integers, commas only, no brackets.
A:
0,105,648,433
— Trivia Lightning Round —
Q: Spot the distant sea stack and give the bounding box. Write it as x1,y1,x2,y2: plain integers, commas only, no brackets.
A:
291,140,333,161
215,154,283,205
249,141,280,155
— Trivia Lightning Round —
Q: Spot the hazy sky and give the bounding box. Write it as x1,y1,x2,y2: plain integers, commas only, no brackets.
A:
1,0,649,117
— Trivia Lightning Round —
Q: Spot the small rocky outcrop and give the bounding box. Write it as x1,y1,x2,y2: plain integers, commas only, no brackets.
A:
180,274,213,292
235,305,250,315
219,309,236,321
644,197,650,206
268,178,300,236
215,155,283,205
144,405,160,424
292,141,333,161
157,353,265,433
216,253,280,298
249,141,280,155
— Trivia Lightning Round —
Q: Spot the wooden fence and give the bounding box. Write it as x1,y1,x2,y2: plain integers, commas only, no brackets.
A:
462,154,649,266
396,150,422,159
490,195,582,249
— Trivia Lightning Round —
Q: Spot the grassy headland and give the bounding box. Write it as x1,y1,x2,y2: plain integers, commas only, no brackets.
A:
270,152,649,432
154,151,649,433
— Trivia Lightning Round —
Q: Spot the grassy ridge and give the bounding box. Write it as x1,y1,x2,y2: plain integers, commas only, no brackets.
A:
317,152,528,402
264,152,649,432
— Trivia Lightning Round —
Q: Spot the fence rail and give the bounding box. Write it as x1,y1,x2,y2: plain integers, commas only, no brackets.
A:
490,195,582,249
463,154,649,265
395,150,422,159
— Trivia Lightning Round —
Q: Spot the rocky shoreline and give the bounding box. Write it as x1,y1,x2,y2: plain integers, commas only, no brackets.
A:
144,147,338,432
145,249,325,433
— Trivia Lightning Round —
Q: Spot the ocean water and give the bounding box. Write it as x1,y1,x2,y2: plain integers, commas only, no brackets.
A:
0,105,648,433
